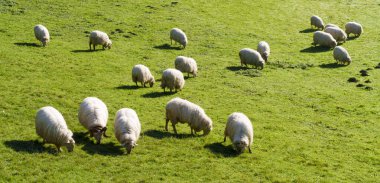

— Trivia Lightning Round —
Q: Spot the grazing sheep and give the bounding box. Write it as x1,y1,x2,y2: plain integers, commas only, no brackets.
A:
89,30,112,50
35,106,75,152
132,64,155,87
333,46,351,65
239,48,265,69
224,112,253,153
34,24,50,47
324,27,347,43
170,28,187,48
165,97,213,135
257,41,270,62
160,68,185,92
312,31,337,48
174,56,198,77
78,97,109,144
345,22,363,38
114,108,141,154
310,15,324,30
325,23,339,29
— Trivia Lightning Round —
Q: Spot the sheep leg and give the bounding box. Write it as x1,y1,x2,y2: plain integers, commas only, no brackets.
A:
93,44,96,50
187,73,189,78
223,136,226,142
172,124,178,135
135,82,138,86
191,128,194,135
89,43,92,50
171,39,172,45
141,82,144,87
55,145,62,152
165,118,169,131
248,146,252,153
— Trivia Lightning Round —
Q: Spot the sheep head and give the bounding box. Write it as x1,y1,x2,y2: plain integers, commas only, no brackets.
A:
64,138,75,152
122,141,136,154
233,141,248,153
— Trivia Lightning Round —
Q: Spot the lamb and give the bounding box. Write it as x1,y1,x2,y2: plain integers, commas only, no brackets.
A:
333,46,351,65
324,27,347,43
89,30,112,50
224,112,253,153
239,48,265,69
78,97,109,144
165,97,213,135
174,56,198,78
345,22,363,38
325,23,339,29
257,41,270,62
310,15,324,30
160,68,185,92
170,28,187,49
312,31,337,48
34,24,50,47
35,106,75,152
132,64,155,87
114,108,141,154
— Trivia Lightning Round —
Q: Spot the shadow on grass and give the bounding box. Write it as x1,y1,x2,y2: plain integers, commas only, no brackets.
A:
144,129,194,139
204,142,239,157
4,140,56,154
74,132,124,155
71,49,101,53
299,28,316,33
319,63,346,69
141,91,175,98
347,36,359,41
153,43,181,50
300,46,331,53
115,85,139,90
14,42,40,47
226,66,248,71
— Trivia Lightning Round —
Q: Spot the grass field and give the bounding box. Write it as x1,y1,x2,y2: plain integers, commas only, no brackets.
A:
0,0,379,182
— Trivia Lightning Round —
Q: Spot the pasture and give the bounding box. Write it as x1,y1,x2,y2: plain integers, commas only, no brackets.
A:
0,0,379,182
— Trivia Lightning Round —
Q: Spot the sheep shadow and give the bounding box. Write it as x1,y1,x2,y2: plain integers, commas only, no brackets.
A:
319,63,346,69
73,132,92,145
153,43,182,50
115,85,139,90
299,28,316,33
74,132,124,155
4,140,55,154
14,42,40,47
144,129,194,139
300,46,331,53
71,49,101,53
204,142,239,157
141,91,175,98
347,36,359,41
226,66,248,71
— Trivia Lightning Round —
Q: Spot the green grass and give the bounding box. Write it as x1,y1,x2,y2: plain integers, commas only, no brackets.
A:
1,0,379,182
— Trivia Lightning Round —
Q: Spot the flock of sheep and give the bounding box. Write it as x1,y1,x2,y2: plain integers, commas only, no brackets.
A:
32,14,363,155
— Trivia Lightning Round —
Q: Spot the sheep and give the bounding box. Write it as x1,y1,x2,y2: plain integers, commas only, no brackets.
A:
333,46,351,65
239,48,265,69
35,106,75,152
114,108,141,154
224,112,253,153
345,22,363,38
257,41,270,62
132,64,155,87
160,68,185,92
170,28,187,49
325,23,339,29
34,24,50,47
310,15,324,30
312,31,337,48
174,56,198,78
78,97,109,144
89,30,112,50
165,97,213,136
324,27,347,43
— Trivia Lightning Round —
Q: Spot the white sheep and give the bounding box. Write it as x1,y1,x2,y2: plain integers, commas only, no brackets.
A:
34,24,50,47
312,31,337,48
239,48,265,69
345,22,363,38
310,15,324,30
325,23,339,29
35,106,75,152
132,64,155,87
170,28,187,49
174,56,198,78
165,97,213,135
224,112,253,153
89,30,112,50
333,46,351,65
114,108,141,154
160,68,185,92
257,41,270,62
324,27,347,43
78,97,109,144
